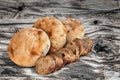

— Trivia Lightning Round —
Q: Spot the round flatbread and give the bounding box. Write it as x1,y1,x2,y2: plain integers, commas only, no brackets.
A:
62,18,85,42
33,16,67,53
8,27,50,67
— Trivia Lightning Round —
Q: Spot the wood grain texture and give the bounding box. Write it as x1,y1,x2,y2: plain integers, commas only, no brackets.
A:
0,0,120,80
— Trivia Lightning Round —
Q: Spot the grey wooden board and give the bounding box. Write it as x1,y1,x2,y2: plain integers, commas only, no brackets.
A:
0,0,120,80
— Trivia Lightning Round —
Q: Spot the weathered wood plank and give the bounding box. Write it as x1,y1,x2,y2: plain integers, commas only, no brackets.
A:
0,19,35,24
0,0,120,80
0,18,119,79
0,0,120,19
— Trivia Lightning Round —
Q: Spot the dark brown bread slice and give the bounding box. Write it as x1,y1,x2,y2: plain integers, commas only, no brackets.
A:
57,48,76,64
73,38,93,56
50,53,64,71
66,41,80,61
35,55,56,75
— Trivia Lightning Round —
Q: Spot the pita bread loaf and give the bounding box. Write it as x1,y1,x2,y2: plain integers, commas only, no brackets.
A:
8,28,50,67
33,16,67,53
62,18,85,42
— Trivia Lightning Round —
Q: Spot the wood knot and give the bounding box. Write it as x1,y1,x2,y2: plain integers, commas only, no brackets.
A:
93,20,99,25
18,3,25,11
10,27,19,33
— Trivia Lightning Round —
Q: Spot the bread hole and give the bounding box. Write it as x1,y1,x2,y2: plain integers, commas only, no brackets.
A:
48,31,52,36
62,54,65,57
70,42,73,45
73,50,76,55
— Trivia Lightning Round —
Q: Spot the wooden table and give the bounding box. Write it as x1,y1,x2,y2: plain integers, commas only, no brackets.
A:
0,0,120,80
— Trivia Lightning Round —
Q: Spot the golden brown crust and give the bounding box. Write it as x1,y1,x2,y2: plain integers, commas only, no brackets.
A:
8,28,50,67
33,16,67,53
62,18,85,42
35,55,56,75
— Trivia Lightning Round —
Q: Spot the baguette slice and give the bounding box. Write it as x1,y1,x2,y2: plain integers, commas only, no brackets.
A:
73,38,93,56
66,41,80,61
58,48,76,64
50,53,64,71
35,55,55,75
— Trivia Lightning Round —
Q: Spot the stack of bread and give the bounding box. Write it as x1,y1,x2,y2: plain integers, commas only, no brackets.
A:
7,17,93,75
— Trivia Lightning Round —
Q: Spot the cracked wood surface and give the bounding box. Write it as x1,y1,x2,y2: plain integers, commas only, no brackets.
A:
0,0,120,80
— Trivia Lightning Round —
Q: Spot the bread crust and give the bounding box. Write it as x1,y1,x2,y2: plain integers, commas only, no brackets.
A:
33,16,67,53
8,28,50,67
